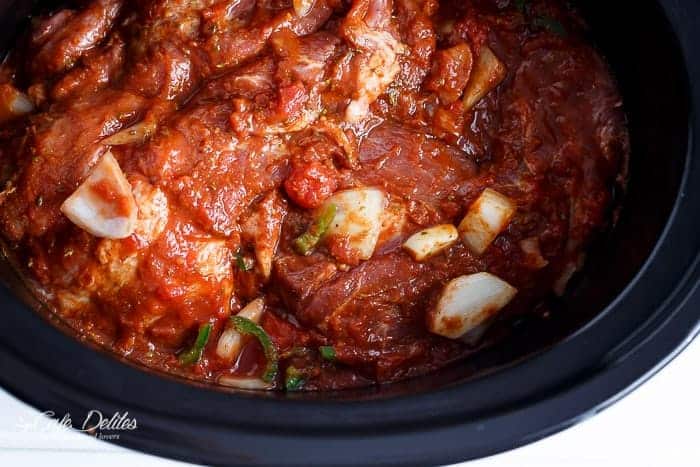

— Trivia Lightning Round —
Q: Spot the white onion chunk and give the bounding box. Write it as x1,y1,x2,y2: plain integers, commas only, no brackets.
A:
429,272,517,339
403,224,458,261
325,187,387,261
462,46,507,111
458,188,516,255
216,298,265,362
218,375,272,390
60,150,137,239
0,83,33,123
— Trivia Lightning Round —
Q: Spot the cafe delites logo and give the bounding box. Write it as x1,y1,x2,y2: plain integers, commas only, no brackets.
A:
17,409,138,440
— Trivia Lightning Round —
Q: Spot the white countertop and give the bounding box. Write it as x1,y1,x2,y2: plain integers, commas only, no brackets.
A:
1,337,699,466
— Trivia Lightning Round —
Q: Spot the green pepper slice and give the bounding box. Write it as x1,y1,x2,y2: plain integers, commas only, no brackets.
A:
294,203,337,255
230,316,279,383
284,366,305,391
178,323,212,366
319,346,336,361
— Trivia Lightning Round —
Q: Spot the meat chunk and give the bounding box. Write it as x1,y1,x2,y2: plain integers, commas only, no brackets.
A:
0,90,147,240
138,99,288,235
198,58,275,101
202,0,256,36
357,123,478,225
172,133,289,235
206,0,333,70
424,43,473,104
497,39,628,253
140,217,234,325
340,0,406,121
136,103,231,181
393,0,437,90
32,0,123,75
138,0,214,44
273,253,339,312
30,10,76,48
125,40,204,101
273,32,341,85
226,32,340,137
241,191,288,279
136,100,290,236
52,35,125,101
295,253,443,378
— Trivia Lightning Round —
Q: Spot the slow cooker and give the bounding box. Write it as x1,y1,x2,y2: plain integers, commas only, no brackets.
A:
0,0,698,464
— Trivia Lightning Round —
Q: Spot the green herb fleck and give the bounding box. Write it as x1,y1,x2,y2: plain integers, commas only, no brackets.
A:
294,203,337,256
235,251,250,271
319,346,336,361
178,323,212,366
285,366,305,391
515,0,528,14
230,316,279,382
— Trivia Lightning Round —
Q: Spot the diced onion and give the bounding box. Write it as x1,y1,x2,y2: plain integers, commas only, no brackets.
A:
429,272,517,339
0,83,33,123
325,187,387,261
238,297,266,321
462,46,507,111
103,120,157,146
217,375,273,390
458,188,516,255
256,235,277,280
216,298,265,362
10,92,33,114
403,224,458,261
60,150,137,239
519,237,549,269
245,192,285,280
293,0,315,17
215,329,244,362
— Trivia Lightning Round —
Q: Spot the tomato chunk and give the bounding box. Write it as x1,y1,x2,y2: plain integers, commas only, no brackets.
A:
284,161,339,209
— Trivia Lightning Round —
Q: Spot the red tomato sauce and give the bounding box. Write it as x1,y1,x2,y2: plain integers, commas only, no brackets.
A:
0,0,628,390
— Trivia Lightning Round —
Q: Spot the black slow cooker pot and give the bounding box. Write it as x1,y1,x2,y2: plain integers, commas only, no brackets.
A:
0,0,698,465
